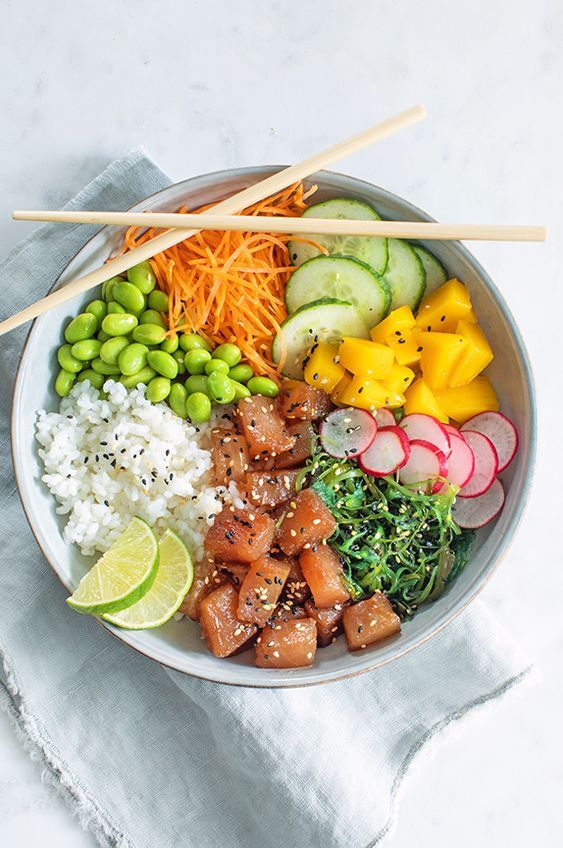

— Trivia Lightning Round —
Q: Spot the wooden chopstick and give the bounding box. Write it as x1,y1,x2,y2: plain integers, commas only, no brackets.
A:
0,104,425,338
13,209,548,242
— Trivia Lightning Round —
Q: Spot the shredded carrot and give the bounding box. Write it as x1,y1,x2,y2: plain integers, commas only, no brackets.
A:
118,182,321,378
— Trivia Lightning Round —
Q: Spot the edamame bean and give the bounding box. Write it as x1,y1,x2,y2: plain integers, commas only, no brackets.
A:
131,324,167,346
185,375,209,395
161,333,179,354
146,377,171,403
205,358,229,376
127,260,156,294
247,376,280,398
85,299,107,328
173,350,186,375
231,380,251,401
102,313,138,337
57,344,82,374
107,301,126,315
148,289,169,312
100,336,130,366
179,333,212,353
120,366,157,389
118,343,149,376
97,329,110,343
147,350,178,379
207,372,236,404
168,384,188,419
228,363,254,384
185,392,212,424
71,338,102,361
113,281,146,315
184,348,212,375
77,369,105,389
64,313,98,344
55,369,76,398
139,309,167,329
102,276,124,302
213,343,242,367
91,358,122,376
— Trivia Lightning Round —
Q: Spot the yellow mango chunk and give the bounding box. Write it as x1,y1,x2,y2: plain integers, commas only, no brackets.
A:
415,278,472,333
435,377,499,424
385,363,415,394
466,307,478,323
370,305,416,343
448,319,494,388
339,374,405,410
339,337,394,379
331,373,353,406
404,378,449,423
416,332,467,390
304,342,346,392
386,331,422,367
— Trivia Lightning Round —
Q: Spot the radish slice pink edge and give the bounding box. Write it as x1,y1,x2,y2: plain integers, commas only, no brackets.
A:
452,478,505,528
374,408,395,428
359,426,410,477
458,430,498,498
460,411,518,472
399,413,451,458
397,439,448,492
320,407,377,459
442,429,475,490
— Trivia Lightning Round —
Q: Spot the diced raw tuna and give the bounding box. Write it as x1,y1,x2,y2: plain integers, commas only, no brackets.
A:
343,592,401,651
282,558,311,605
277,488,336,556
279,380,333,420
270,604,308,622
255,618,317,668
205,508,275,563
179,559,228,621
304,599,349,647
237,556,291,626
199,583,257,657
211,428,249,485
236,396,296,459
276,420,315,468
219,562,249,588
245,468,301,508
299,544,350,608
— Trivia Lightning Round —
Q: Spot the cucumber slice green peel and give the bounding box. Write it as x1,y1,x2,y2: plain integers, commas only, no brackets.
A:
383,238,427,311
411,244,448,295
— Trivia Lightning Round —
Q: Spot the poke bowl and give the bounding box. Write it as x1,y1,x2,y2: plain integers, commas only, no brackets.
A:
11,166,536,687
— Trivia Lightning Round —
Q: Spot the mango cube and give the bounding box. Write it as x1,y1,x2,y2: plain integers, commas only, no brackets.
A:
385,331,422,367
339,374,405,410
370,305,416,343
435,377,499,424
385,362,415,394
338,338,394,378
404,378,448,423
304,342,346,392
415,278,472,333
416,332,467,390
331,373,352,406
448,319,494,388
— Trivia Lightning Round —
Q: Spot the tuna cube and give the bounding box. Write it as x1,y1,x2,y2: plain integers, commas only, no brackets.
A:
343,592,401,651
205,508,275,563
199,583,257,657
237,556,291,626
277,489,336,556
299,544,350,609
255,618,317,668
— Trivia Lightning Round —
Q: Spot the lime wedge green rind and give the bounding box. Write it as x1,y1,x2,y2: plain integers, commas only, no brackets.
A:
102,529,194,630
66,517,159,615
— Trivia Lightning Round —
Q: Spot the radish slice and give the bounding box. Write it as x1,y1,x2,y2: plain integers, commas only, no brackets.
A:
398,439,448,492
436,431,475,492
374,408,395,428
461,411,518,472
458,430,498,498
359,426,411,477
399,413,451,458
452,479,505,528
320,407,377,459
444,423,462,440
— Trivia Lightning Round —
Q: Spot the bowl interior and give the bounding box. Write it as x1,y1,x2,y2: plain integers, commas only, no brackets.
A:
11,167,536,687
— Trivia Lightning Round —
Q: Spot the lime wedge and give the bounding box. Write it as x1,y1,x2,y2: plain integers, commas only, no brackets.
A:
102,529,194,629
67,517,159,615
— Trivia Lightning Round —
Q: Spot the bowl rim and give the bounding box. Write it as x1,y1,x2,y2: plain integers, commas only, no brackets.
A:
10,165,538,687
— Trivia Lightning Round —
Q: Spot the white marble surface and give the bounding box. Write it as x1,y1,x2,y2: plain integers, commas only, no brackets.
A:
1,0,562,845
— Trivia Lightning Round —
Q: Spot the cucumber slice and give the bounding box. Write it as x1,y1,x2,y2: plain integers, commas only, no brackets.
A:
288,198,388,275
272,297,369,379
412,245,448,295
285,255,390,326
383,239,426,310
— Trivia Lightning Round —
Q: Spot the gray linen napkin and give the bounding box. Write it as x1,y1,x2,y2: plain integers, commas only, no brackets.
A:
0,152,532,848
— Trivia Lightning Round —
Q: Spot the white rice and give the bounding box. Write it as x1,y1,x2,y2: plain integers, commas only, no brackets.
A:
35,380,241,560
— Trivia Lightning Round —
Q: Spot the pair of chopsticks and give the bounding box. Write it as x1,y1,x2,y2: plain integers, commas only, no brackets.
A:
1,104,546,337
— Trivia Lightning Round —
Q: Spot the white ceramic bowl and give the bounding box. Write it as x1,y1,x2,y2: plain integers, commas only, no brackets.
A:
11,167,537,687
